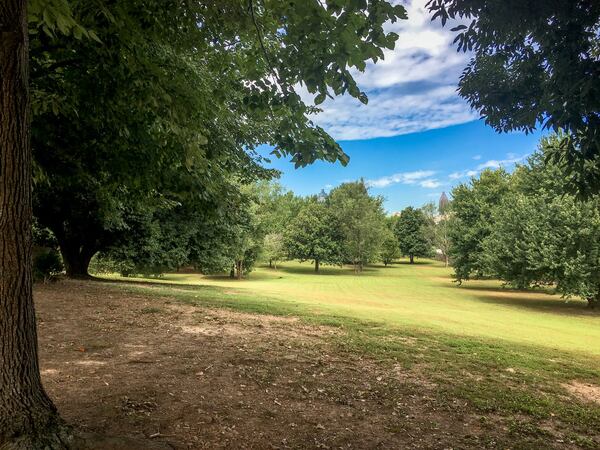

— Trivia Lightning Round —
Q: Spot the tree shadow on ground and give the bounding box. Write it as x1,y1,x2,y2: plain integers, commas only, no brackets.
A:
452,283,596,317
393,260,436,266
271,264,381,277
89,275,224,293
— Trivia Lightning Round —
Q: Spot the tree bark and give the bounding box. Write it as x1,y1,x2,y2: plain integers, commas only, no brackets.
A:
235,260,243,279
0,1,70,447
314,258,319,273
58,242,95,278
409,254,414,264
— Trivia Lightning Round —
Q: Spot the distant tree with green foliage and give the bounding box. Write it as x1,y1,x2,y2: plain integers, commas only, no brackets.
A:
449,169,511,281
380,219,401,266
482,138,600,307
394,207,431,264
263,233,286,269
420,201,452,267
433,217,452,267
328,181,387,272
285,200,342,272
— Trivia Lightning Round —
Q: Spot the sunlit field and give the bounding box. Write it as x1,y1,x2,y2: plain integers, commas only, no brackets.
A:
100,259,600,357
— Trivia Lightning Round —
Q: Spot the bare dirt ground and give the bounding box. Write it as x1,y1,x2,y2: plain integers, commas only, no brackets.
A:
35,280,580,449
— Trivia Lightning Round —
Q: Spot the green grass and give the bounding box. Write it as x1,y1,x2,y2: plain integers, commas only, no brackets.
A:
102,260,600,356
98,260,600,443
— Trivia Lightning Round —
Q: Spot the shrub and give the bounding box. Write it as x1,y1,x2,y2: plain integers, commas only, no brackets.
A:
33,249,63,282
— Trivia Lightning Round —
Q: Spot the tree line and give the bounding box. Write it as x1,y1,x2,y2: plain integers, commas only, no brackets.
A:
75,179,436,278
448,135,600,308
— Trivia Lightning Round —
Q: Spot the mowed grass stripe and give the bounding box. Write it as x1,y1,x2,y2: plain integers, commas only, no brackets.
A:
100,259,600,357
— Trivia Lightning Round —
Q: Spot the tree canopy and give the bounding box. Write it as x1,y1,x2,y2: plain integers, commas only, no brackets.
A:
328,181,387,271
284,199,343,272
483,137,600,307
448,168,511,281
394,207,431,264
428,0,600,194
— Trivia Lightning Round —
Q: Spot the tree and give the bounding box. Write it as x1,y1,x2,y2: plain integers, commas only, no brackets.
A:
329,181,387,272
421,201,452,267
2,0,409,446
428,0,600,194
0,1,77,447
394,207,431,264
483,139,600,307
263,233,286,269
448,169,511,282
433,217,452,267
248,181,302,268
285,200,342,273
380,219,401,266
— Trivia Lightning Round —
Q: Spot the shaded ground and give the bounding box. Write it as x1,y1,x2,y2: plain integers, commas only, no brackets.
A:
36,280,598,449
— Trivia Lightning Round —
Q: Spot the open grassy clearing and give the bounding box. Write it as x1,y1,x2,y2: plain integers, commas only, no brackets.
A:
101,260,600,356
81,260,600,448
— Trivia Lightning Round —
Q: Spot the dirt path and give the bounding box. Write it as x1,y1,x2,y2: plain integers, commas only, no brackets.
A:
34,280,556,449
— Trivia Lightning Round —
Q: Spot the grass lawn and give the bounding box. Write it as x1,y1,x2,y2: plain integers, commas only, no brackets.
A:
101,259,600,356
96,259,600,447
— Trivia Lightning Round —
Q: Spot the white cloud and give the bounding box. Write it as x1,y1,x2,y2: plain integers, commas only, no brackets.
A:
472,154,482,160
477,154,527,170
448,153,529,182
299,0,475,141
420,179,442,188
449,169,477,180
367,170,435,188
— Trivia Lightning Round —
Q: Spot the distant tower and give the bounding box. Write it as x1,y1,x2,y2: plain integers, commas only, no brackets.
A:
439,192,449,214
317,189,327,203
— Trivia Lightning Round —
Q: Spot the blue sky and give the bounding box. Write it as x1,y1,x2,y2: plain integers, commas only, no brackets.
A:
259,0,546,213
260,121,543,213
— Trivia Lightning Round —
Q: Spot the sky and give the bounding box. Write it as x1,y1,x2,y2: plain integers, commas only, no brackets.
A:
258,0,545,213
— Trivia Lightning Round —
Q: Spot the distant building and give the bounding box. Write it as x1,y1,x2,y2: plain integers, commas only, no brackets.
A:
317,189,327,203
439,192,449,214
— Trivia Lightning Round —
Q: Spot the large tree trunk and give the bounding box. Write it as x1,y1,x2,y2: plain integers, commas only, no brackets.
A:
314,258,319,273
409,254,414,264
58,241,95,278
0,1,70,447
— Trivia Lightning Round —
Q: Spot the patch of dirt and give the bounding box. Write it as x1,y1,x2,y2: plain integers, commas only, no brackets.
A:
563,381,600,405
34,280,594,449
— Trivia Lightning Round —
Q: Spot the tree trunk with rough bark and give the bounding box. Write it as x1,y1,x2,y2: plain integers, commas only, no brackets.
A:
58,241,95,278
235,260,243,279
0,1,71,447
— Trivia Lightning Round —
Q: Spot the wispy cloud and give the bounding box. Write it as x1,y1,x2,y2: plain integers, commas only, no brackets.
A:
477,153,527,170
447,153,529,182
420,179,442,188
449,169,477,180
298,0,475,141
367,170,435,188
472,154,482,160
